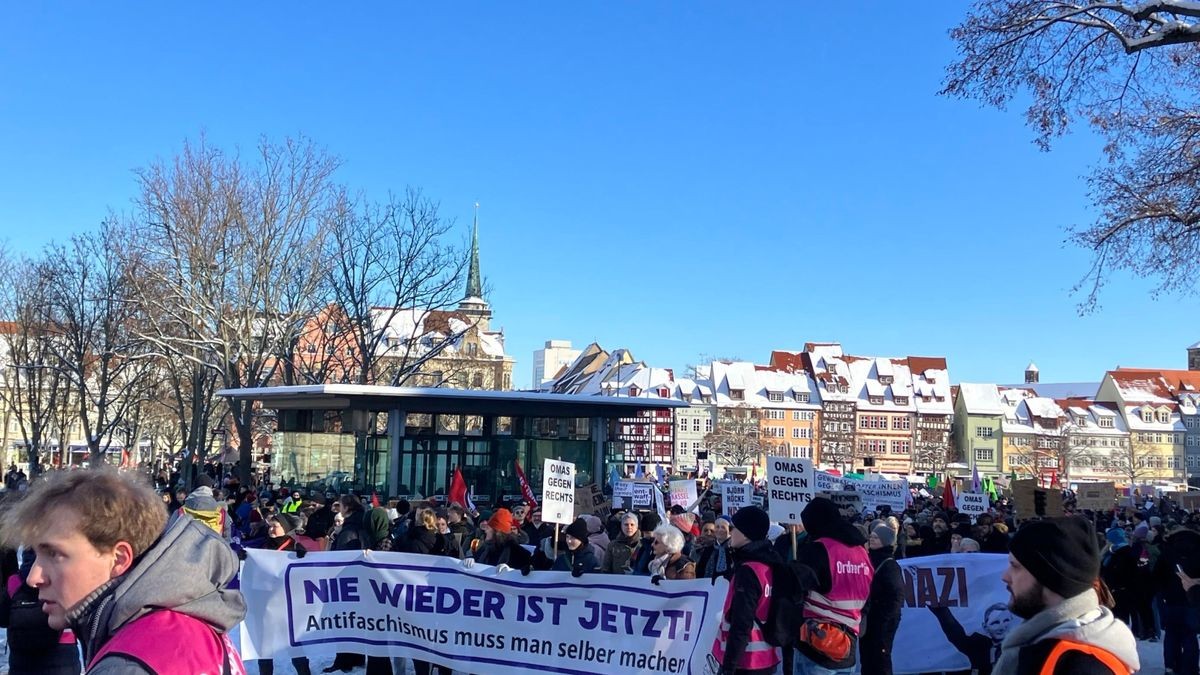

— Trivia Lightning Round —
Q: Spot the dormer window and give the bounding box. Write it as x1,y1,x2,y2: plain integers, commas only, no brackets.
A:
793,392,809,403
1142,409,1154,423
682,393,693,403
730,389,744,401
1074,415,1087,427
1098,416,1114,429
701,395,712,404
768,392,784,402
629,386,640,397
1158,411,1170,424
869,395,884,405
879,376,894,385
894,396,909,406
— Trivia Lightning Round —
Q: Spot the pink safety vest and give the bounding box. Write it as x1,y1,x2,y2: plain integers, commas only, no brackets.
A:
711,561,781,671
802,539,872,634
87,610,245,675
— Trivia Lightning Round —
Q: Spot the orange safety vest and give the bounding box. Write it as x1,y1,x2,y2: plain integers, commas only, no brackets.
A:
1038,639,1130,675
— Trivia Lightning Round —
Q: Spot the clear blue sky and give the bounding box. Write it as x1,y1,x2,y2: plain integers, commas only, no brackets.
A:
2,3,1194,389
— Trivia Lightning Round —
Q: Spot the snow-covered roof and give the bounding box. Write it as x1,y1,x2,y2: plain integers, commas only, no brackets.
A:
1026,362,1039,372
1000,382,1100,399
1125,403,1186,432
958,383,1004,416
372,307,508,360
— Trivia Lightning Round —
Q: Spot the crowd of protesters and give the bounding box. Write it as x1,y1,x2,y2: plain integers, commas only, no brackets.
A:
0,461,1189,674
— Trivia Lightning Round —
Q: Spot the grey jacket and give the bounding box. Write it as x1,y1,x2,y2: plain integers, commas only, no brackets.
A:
992,589,1139,675
68,517,246,674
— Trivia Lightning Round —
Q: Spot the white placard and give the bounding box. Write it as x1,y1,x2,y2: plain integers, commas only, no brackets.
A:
845,479,908,512
541,459,576,524
815,471,844,493
956,492,989,519
721,483,753,516
669,479,699,513
766,456,814,524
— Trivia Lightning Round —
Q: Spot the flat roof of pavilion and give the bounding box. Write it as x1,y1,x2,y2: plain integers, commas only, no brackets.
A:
218,384,687,417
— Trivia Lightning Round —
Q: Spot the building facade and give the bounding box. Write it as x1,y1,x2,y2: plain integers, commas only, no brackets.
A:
953,383,1005,477
532,340,581,389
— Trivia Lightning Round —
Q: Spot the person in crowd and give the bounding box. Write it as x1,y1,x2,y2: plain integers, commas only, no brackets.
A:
630,512,662,576
974,514,1010,553
1154,525,1200,675
960,537,981,553
648,524,696,581
330,495,373,551
3,469,245,674
692,519,717,563
366,506,393,551
554,519,600,576
991,517,1139,674
463,508,533,572
281,489,303,514
169,474,230,539
711,506,781,675
921,514,952,556
1101,527,1138,626
1,546,80,674
253,513,312,675
790,496,872,675
697,515,733,580
1130,522,1159,641
403,508,449,557
522,507,553,549
582,513,609,559
861,524,904,675
304,494,334,540
602,512,644,574
445,503,474,557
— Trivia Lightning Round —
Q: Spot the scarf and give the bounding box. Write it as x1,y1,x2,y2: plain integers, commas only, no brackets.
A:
704,541,729,579
991,590,1100,675
648,553,673,577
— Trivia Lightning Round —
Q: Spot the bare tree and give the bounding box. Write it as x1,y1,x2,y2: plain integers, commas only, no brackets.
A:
705,406,766,467
944,2,1200,307
39,224,159,466
1109,434,1169,485
129,136,341,484
0,249,71,474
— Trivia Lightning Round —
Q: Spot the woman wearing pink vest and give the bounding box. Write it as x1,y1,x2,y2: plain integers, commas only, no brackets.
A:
711,506,782,675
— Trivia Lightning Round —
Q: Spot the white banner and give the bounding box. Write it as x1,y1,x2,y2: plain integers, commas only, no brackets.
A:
814,470,843,493
542,459,576,524
765,456,814,524
240,550,729,675
892,553,1020,674
845,478,907,512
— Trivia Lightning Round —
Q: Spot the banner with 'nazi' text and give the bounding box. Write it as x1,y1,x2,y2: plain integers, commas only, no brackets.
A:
240,550,728,675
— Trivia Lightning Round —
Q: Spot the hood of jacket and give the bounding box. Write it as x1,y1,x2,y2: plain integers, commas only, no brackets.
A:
183,486,220,510
72,517,245,660
992,589,1139,675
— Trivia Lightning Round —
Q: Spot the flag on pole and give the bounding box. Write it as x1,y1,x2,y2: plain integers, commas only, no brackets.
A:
371,492,381,508
653,482,668,521
634,461,645,480
971,463,981,493
744,464,757,486
655,464,665,485
942,475,956,510
513,458,538,509
465,486,477,513
449,467,469,509
609,465,621,488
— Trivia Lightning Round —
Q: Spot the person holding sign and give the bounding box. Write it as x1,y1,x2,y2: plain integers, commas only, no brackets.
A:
711,506,782,675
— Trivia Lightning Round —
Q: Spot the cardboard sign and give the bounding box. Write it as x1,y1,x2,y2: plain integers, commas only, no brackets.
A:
956,492,989,519
1074,482,1116,511
541,459,575,524
1012,479,1064,520
574,483,610,518
669,479,700,513
721,483,753,516
766,456,814,524
826,490,863,513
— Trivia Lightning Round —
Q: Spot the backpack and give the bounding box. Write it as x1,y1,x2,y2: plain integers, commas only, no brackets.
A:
757,560,805,648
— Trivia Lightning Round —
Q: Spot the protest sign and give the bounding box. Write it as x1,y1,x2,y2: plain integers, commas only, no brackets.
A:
1170,491,1200,511
956,492,989,520
240,551,727,675
1012,479,1064,520
765,456,814,523
541,459,575,524
574,483,610,518
845,479,907,512
1074,482,1116,511
612,480,655,510
814,471,843,493
891,553,1021,674
720,483,752,516
669,479,699,513
826,490,863,513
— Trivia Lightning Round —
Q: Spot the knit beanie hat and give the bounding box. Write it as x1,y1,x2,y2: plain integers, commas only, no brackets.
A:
1009,517,1099,599
1133,523,1150,541
272,512,304,536
731,506,770,541
639,512,661,533
564,518,590,543
872,524,896,548
488,508,513,533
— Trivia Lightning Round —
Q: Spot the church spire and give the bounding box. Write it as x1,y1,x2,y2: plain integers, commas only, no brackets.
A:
465,202,483,300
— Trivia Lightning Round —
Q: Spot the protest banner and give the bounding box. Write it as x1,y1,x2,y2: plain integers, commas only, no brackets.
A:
1170,491,1200,511
720,483,752,516
845,479,907,512
765,456,814,523
956,492,989,520
574,483,610,518
669,479,699,513
541,459,575,525
240,551,728,675
1074,482,1116,511
825,490,863,513
891,553,1020,674
814,471,843,493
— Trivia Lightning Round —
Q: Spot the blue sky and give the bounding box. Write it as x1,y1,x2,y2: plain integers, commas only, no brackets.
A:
1,3,1194,389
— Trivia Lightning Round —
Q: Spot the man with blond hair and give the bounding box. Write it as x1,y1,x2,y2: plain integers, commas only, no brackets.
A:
4,469,246,674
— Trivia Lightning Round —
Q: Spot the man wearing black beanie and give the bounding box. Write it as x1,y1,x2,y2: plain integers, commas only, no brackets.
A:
712,506,782,675
990,517,1139,674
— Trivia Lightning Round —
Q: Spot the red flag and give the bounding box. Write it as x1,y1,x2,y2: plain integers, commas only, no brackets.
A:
514,458,538,509
449,467,469,509
371,492,381,507
942,475,956,510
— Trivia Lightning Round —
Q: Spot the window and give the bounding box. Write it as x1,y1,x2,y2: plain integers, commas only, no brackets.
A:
976,426,994,438
1159,411,1171,424
1142,410,1154,423
765,409,785,420
730,389,744,401
764,426,785,438
692,419,701,432
471,373,484,388
892,416,911,431
793,392,810,403
891,440,910,455
705,418,713,433
975,448,995,462
869,395,884,405
879,375,894,385
1098,416,1115,428
859,415,887,430
793,411,802,421
768,392,784,402
1011,436,1031,446
792,427,812,439
894,396,909,406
